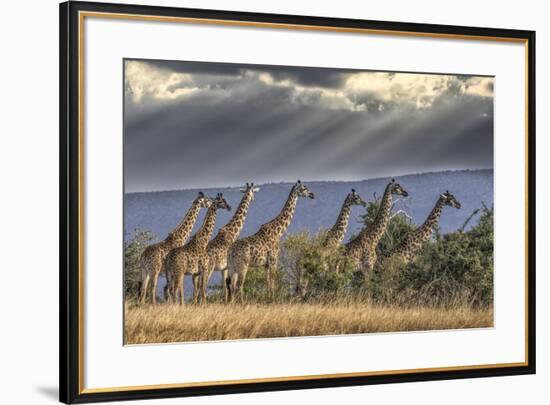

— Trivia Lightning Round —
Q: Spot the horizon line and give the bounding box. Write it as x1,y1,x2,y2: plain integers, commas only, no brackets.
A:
125,168,493,195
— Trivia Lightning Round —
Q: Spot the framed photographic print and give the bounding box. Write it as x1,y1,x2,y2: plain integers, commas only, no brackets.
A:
60,1,536,403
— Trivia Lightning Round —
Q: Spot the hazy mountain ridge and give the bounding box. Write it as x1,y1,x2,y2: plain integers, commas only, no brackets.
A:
124,170,493,244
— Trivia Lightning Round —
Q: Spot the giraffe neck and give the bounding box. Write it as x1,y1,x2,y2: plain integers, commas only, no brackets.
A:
414,198,445,243
391,197,446,261
213,192,253,245
192,206,219,251
261,189,298,240
350,183,393,250
165,200,202,248
324,197,353,247
370,183,394,243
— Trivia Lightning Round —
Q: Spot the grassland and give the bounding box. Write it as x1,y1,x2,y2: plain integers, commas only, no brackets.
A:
124,302,493,345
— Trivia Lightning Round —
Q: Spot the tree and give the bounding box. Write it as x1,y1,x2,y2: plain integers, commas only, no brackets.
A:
124,229,155,300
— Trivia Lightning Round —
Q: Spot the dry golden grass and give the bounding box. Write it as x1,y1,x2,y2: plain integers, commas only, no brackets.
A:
124,302,493,344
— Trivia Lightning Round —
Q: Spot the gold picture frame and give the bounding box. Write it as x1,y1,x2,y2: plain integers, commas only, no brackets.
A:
60,1,536,403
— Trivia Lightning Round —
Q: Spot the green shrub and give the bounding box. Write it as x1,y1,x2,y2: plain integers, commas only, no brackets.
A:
280,232,355,302
364,205,494,307
239,265,290,303
124,229,155,300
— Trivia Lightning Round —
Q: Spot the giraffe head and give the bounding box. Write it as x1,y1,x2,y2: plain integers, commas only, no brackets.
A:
240,182,261,200
211,192,232,211
348,189,367,207
440,190,461,209
195,191,212,208
293,180,315,199
388,178,409,197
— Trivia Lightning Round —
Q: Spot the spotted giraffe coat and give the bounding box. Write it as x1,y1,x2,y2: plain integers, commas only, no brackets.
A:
139,193,209,304
389,192,460,263
323,190,366,249
200,185,258,301
164,194,231,304
345,180,408,274
227,182,314,300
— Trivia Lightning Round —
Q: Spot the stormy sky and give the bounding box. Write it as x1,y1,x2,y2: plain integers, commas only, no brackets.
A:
124,59,493,193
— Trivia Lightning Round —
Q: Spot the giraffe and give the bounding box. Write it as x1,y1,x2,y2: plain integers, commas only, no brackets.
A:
387,190,461,264
199,183,260,303
227,180,315,302
294,189,367,299
344,179,409,277
323,189,367,249
164,193,231,305
138,192,211,305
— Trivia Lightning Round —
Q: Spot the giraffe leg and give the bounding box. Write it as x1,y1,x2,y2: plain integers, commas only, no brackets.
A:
172,275,179,304
180,275,186,305
165,274,174,304
192,274,200,304
163,266,174,303
175,274,185,305
172,280,179,305
139,272,150,305
227,254,247,303
265,265,273,299
229,271,243,303
200,270,211,304
237,269,248,303
270,264,278,297
227,270,241,304
196,260,210,304
266,251,279,300
361,251,376,277
198,271,205,304
163,282,171,304
163,266,171,303
151,272,160,306
229,274,239,303
221,268,229,303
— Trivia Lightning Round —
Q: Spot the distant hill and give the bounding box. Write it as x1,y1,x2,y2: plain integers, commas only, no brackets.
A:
125,169,493,244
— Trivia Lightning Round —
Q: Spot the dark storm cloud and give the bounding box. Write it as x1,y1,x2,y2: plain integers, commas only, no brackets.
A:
145,59,243,77
260,65,349,89
143,58,351,88
124,60,493,192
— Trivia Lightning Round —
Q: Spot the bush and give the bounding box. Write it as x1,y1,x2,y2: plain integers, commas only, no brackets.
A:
364,205,494,307
280,232,355,302
239,264,290,303
124,229,155,300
